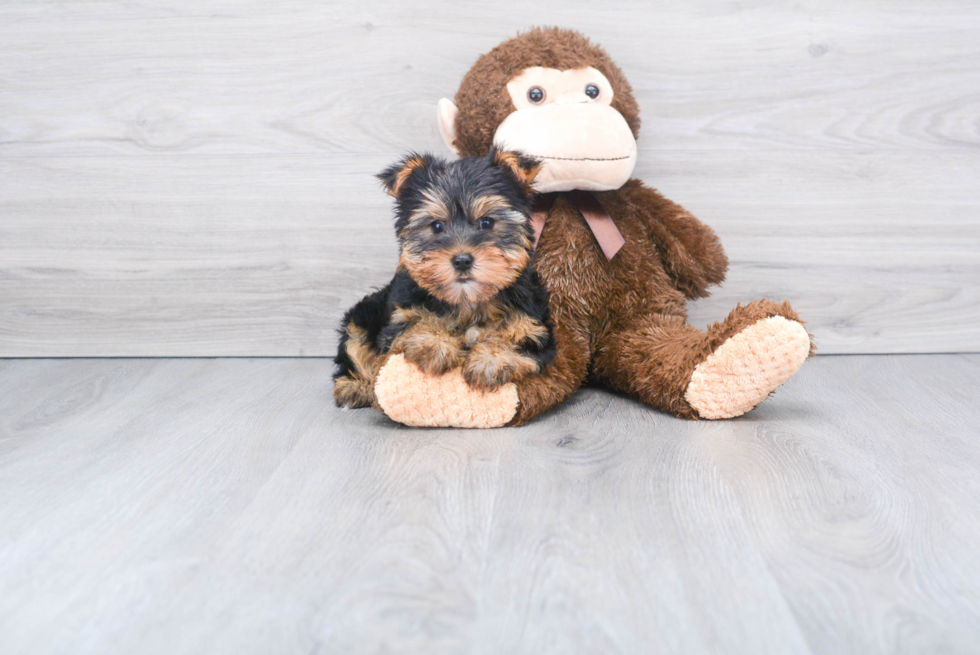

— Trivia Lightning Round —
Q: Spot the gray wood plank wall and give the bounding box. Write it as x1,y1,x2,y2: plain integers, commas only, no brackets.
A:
2,1,978,356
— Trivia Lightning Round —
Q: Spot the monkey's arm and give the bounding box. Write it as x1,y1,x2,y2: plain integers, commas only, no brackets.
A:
619,180,728,300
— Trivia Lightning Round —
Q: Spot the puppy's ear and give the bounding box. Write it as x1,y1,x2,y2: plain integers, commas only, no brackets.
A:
377,152,436,198
489,147,542,194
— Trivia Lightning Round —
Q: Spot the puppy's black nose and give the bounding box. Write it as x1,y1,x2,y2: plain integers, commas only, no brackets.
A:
452,253,474,272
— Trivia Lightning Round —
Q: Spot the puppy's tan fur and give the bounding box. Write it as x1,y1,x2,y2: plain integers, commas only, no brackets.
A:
388,302,548,392
333,323,382,408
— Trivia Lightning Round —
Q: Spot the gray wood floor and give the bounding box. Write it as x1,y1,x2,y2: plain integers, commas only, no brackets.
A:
2,355,979,654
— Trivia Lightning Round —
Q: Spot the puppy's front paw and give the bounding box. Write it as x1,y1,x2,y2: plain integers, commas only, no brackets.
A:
396,330,463,376
462,342,539,392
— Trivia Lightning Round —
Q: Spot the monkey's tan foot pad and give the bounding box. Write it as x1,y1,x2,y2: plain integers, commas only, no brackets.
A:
375,354,519,428
685,316,811,420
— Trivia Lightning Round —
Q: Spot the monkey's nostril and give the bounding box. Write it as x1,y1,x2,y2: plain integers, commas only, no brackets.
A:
452,253,474,272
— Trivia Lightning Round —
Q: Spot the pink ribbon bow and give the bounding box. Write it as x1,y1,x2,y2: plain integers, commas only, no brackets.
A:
530,191,625,261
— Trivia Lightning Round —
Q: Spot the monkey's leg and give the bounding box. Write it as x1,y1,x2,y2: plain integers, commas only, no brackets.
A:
374,310,588,428
592,300,814,419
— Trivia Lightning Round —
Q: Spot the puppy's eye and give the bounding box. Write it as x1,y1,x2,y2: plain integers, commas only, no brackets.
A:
527,87,545,104
585,84,600,100
431,220,445,234
478,217,494,230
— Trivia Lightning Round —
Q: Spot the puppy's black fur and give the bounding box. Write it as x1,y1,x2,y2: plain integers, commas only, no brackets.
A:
333,148,556,408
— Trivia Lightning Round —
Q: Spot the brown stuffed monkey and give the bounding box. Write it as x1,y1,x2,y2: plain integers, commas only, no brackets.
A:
373,27,814,427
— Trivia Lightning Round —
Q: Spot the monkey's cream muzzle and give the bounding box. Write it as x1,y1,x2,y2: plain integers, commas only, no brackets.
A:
437,66,638,193
492,102,637,193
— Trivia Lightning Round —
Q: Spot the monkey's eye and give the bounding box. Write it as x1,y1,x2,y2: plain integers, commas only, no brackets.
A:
431,220,445,234
584,84,600,100
478,217,494,230
527,87,545,104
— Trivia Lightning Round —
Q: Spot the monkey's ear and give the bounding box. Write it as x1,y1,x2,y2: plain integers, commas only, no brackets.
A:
377,153,435,198
489,147,542,194
437,98,460,155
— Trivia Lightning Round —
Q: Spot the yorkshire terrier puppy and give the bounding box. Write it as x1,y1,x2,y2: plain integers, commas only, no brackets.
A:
333,148,556,409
